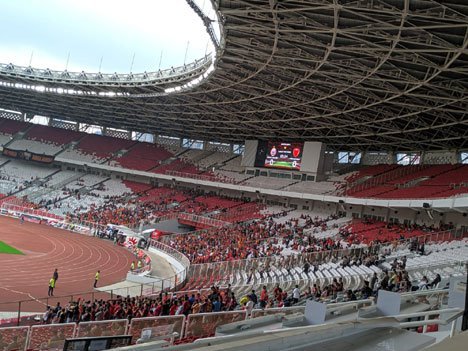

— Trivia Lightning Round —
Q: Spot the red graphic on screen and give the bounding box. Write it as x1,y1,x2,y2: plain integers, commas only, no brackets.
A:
293,147,300,158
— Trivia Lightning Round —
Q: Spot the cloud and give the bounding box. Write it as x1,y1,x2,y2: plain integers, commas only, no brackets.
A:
0,0,214,73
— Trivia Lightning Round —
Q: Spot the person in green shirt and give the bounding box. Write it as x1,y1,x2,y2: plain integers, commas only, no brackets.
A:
94,270,100,288
48,277,55,296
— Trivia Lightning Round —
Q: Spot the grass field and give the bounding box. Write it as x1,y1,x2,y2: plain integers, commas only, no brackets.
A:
0,241,23,254
266,161,300,170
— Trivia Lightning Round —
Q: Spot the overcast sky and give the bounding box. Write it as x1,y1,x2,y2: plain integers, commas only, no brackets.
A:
0,0,215,73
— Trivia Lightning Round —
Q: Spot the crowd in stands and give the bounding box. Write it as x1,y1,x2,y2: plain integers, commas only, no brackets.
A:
42,288,240,324
166,210,458,266
167,213,348,263
40,248,446,327
67,188,258,228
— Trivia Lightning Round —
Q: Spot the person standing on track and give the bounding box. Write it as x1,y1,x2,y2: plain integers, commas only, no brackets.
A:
48,277,55,296
53,269,59,287
94,270,100,288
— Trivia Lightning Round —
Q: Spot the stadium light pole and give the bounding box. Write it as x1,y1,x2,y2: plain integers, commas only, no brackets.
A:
98,56,103,72
130,53,135,73
65,52,70,71
28,51,34,66
184,41,190,65
158,51,163,70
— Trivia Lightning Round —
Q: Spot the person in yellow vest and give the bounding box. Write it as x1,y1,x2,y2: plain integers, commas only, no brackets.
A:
137,260,142,270
94,270,100,288
130,261,135,271
48,277,55,297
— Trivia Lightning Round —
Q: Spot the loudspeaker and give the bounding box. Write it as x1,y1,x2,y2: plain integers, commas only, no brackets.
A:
339,200,345,204
423,203,431,209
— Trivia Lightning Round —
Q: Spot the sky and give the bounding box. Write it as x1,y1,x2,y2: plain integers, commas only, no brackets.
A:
0,0,216,73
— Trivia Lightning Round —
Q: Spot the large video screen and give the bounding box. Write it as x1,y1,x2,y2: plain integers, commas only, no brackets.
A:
257,142,303,170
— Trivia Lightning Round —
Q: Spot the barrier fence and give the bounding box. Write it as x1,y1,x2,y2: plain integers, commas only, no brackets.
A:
0,289,455,350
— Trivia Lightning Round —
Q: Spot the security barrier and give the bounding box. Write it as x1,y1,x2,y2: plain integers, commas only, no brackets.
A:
28,323,76,351
128,315,185,341
76,319,129,338
185,311,247,338
0,326,29,351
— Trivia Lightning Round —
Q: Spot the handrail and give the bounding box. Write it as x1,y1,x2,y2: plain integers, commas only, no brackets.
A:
149,239,191,271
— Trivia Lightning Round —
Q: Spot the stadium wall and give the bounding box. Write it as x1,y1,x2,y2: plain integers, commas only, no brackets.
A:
241,140,258,167
301,141,326,179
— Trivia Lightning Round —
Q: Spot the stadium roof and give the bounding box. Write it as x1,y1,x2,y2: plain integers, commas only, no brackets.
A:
0,0,467,151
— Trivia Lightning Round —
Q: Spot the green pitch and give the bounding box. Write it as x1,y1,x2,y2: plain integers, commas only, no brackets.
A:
0,241,23,255
272,161,293,167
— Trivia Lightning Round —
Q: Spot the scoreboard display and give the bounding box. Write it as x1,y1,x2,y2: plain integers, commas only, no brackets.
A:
256,142,303,170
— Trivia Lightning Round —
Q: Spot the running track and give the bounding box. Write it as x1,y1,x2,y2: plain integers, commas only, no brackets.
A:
0,216,135,312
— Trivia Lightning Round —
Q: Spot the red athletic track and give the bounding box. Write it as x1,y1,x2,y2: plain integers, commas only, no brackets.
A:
0,216,135,313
